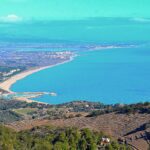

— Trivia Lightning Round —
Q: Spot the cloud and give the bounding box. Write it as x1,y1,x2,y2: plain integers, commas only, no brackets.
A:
131,17,150,23
0,14,22,23
6,0,27,2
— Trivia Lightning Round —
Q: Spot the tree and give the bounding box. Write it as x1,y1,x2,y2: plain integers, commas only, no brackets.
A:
54,142,69,150
119,144,126,150
105,144,114,150
111,141,120,149
69,134,76,149
79,137,87,150
57,132,67,143
33,141,53,150
54,142,63,150
88,142,97,150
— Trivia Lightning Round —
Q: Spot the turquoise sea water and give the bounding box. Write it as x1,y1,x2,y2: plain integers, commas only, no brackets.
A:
11,46,150,104
7,18,150,104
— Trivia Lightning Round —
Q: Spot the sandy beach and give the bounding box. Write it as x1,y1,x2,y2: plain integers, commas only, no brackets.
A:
0,57,74,94
0,66,54,93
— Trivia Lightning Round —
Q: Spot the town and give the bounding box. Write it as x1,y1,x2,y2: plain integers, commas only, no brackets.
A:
0,50,74,82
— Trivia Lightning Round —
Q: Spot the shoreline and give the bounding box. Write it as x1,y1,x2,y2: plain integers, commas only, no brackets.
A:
0,56,74,97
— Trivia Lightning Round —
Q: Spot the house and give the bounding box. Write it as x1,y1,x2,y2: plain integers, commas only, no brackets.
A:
100,137,110,146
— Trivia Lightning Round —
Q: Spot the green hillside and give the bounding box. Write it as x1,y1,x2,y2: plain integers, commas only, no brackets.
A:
0,125,130,150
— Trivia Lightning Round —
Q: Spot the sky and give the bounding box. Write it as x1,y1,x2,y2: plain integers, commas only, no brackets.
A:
0,0,150,22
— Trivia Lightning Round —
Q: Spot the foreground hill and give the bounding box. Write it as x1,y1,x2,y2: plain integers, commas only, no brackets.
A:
6,112,150,150
0,99,150,149
0,125,130,150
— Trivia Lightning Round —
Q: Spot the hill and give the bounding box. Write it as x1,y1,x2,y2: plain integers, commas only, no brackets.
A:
0,99,150,149
0,125,131,150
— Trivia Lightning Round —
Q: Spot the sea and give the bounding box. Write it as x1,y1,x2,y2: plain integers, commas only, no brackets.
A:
3,17,150,104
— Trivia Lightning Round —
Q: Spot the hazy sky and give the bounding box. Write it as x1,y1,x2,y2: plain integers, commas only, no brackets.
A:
0,0,150,22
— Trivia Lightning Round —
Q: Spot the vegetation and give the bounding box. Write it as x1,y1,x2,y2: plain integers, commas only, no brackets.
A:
58,101,106,112
0,99,52,123
0,99,148,149
87,102,150,117
0,110,21,123
0,125,131,150
116,102,150,114
0,99,150,123
13,108,38,116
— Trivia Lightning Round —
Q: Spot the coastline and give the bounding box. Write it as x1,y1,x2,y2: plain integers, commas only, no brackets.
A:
0,56,74,98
